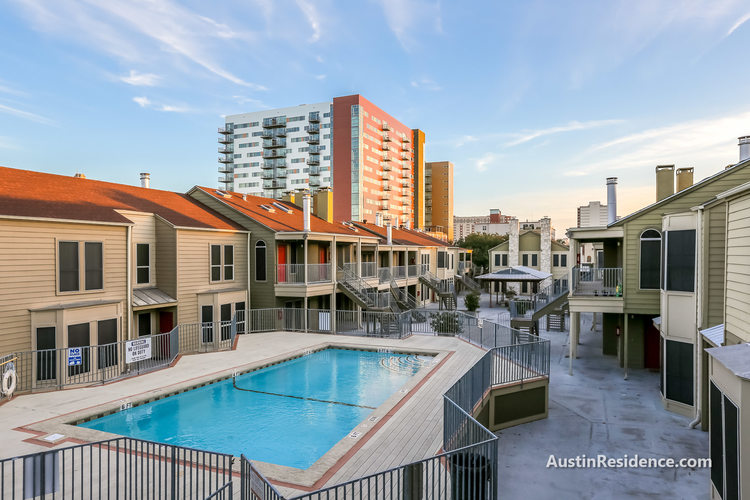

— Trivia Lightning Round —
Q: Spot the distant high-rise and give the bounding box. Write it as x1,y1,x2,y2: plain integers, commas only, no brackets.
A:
576,201,609,227
424,161,454,241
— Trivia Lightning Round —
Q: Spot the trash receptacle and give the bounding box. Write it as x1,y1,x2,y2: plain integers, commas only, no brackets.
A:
449,452,490,500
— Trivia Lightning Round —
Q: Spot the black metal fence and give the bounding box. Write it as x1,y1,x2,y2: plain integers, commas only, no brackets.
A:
0,437,233,499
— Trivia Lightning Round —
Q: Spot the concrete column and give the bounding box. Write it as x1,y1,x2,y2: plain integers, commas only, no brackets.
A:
508,218,520,294
357,239,362,277
330,292,336,334
304,297,308,332
623,314,629,380
569,311,580,375
331,236,337,284
540,216,552,289
303,238,309,285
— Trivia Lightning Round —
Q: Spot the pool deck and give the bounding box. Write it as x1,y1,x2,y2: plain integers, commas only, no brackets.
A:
0,331,486,496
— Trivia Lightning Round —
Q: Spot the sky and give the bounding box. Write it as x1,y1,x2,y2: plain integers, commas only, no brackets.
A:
1,0,750,232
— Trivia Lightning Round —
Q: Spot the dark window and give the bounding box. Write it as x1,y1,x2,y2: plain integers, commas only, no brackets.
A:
220,303,232,340
724,395,739,500
59,241,79,292
531,254,538,267
211,245,222,281
255,241,267,281
710,382,723,496
502,254,508,266
136,243,150,284
36,327,56,381
235,301,246,334
97,318,118,369
553,254,559,267
494,254,500,266
437,251,446,268
224,246,234,281
640,229,661,289
68,323,90,376
138,313,151,337
522,282,528,294
84,242,103,290
665,230,695,292
522,254,528,266
561,254,567,267
665,340,693,405
201,305,214,342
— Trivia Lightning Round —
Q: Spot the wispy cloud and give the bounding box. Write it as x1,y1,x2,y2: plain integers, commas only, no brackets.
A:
375,0,443,51
0,80,27,97
232,95,270,109
410,78,442,91
0,136,17,149
456,135,478,147
505,119,623,147
132,96,190,113
132,96,151,108
726,11,750,38
295,0,322,42
0,103,54,125
12,0,264,87
120,70,161,86
475,153,499,172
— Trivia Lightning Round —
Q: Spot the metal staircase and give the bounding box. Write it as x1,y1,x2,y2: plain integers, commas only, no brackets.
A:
389,279,426,321
418,270,457,310
509,277,569,333
455,273,482,294
337,267,389,311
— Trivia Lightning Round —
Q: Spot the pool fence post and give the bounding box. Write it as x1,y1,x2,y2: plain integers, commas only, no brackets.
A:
170,445,177,500
402,461,423,499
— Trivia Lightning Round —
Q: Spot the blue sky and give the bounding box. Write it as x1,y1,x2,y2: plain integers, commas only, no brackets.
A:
1,0,750,231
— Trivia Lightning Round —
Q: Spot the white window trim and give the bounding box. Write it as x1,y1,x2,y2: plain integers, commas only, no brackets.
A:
56,239,106,296
135,243,151,286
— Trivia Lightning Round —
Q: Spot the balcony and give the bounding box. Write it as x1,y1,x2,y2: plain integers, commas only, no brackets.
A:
263,179,286,190
383,133,391,142
218,165,233,174
263,116,286,128
307,157,320,166
309,145,322,155
305,123,320,134
262,159,286,169
381,201,389,210
309,165,321,176
401,153,410,161
218,145,233,154
401,164,411,172
382,153,391,162
378,267,390,283
572,267,623,297
218,126,232,135
218,135,232,144
401,188,410,196
260,128,287,139
402,144,412,153
382,162,392,171
382,143,391,151
306,135,319,144
262,148,285,159
308,111,320,123
392,266,406,279
263,138,286,149
218,175,233,184
275,168,287,178
310,177,321,187
381,170,390,180
361,262,376,278
382,121,391,131
218,156,233,163
277,263,304,284
402,134,411,143
382,192,391,201
383,182,391,191
261,171,275,180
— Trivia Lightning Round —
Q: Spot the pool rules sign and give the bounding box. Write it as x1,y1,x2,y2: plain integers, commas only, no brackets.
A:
125,338,152,363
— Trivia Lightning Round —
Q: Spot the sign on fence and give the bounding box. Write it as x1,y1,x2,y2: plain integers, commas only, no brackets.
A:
67,347,82,366
125,338,152,363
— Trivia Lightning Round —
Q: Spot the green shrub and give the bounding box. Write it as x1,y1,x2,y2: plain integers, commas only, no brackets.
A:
464,292,480,312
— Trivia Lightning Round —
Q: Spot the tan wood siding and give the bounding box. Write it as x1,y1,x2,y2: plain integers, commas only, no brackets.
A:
250,228,278,309
125,212,157,289
154,218,177,298
175,229,248,325
725,193,750,342
705,204,726,328
0,219,127,353
623,166,750,314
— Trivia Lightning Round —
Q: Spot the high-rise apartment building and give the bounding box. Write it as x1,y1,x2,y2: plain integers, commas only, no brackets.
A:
424,161,454,241
576,201,609,227
453,209,514,241
332,95,424,226
219,102,333,197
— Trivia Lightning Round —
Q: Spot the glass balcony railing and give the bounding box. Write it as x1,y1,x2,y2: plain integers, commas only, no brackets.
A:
308,111,320,123
263,116,286,128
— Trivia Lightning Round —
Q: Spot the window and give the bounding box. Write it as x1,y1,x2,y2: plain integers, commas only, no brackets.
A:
665,340,693,405
136,244,150,284
531,254,538,267
58,241,79,292
437,251,446,268
210,244,235,282
494,254,500,266
522,254,528,266
561,254,567,267
255,241,267,281
138,313,151,337
502,254,508,266
235,301,246,334
640,229,661,289
201,305,214,342
68,323,90,376
664,230,695,292
553,254,559,267
58,241,103,292
220,304,232,341
36,327,56,381
97,318,118,369
711,382,740,500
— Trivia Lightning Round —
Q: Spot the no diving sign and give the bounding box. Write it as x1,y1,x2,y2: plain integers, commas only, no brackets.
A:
67,347,82,366
125,338,152,363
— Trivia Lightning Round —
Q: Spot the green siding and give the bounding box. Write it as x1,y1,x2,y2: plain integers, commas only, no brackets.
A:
154,217,177,298
519,231,541,252
725,192,750,342
704,203,726,328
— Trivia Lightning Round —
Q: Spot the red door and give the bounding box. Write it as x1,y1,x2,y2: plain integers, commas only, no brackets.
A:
319,247,327,263
158,311,174,359
277,245,287,282
644,319,660,371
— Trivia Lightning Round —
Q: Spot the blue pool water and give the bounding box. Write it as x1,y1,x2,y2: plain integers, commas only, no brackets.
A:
79,348,432,469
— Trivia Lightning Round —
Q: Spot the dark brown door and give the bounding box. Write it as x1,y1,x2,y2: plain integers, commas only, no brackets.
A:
159,311,174,333
644,318,661,371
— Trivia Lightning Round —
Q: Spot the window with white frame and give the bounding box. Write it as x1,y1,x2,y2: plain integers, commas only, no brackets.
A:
210,244,234,282
136,243,150,284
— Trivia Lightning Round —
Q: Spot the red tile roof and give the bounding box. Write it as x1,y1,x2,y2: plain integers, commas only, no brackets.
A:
0,167,244,230
351,222,450,247
195,187,378,236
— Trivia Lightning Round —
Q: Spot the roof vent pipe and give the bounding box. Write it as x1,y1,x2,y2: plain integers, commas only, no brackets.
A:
740,136,750,163
140,172,150,189
302,193,311,232
386,222,393,246
606,177,617,225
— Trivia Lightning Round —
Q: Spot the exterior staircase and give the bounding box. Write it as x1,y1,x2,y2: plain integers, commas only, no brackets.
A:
337,268,389,311
418,270,458,310
509,278,569,333
455,273,482,294
389,279,425,321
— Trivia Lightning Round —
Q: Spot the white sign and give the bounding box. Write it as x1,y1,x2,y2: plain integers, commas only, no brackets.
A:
67,347,82,366
125,338,152,363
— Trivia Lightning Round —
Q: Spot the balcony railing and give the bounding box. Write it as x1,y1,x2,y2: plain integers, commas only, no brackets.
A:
306,135,319,144
262,116,286,128
309,165,321,176
218,146,233,154
382,143,391,151
305,124,320,134
262,159,286,169
392,265,406,279
402,144,412,153
262,138,286,149
378,267,390,283
361,262,376,277
402,134,410,143
382,121,391,131
260,128,286,139
408,264,418,277
218,165,233,174
383,182,391,191
218,156,233,163
307,157,320,166
307,263,332,283
308,111,320,123
262,148,285,159
382,153,391,162
383,133,391,142
263,179,286,189
309,145,322,154
277,264,304,284
309,177,321,187
218,135,231,144
571,267,623,297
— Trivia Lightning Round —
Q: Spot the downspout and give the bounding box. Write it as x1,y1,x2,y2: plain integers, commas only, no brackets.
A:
247,232,251,310
690,207,704,428
126,225,132,340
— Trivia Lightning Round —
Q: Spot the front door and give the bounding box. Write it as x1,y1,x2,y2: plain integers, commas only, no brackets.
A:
644,318,661,371
159,311,174,333
277,244,287,282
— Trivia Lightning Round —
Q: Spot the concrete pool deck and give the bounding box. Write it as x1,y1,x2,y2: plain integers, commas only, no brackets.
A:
0,331,486,497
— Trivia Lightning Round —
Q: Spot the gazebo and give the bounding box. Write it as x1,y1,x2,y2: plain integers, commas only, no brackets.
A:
475,266,552,307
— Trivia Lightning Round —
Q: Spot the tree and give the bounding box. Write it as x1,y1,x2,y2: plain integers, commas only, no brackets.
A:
464,292,480,312
455,233,508,270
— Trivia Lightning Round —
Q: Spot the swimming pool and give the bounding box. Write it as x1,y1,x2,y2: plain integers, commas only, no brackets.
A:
78,348,433,469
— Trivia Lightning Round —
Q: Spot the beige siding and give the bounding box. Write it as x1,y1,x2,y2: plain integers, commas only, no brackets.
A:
725,193,750,342
125,212,157,289
155,218,177,298
250,228,278,309
624,166,750,314
175,229,248,325
704,203,726,328
0,219,127,353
